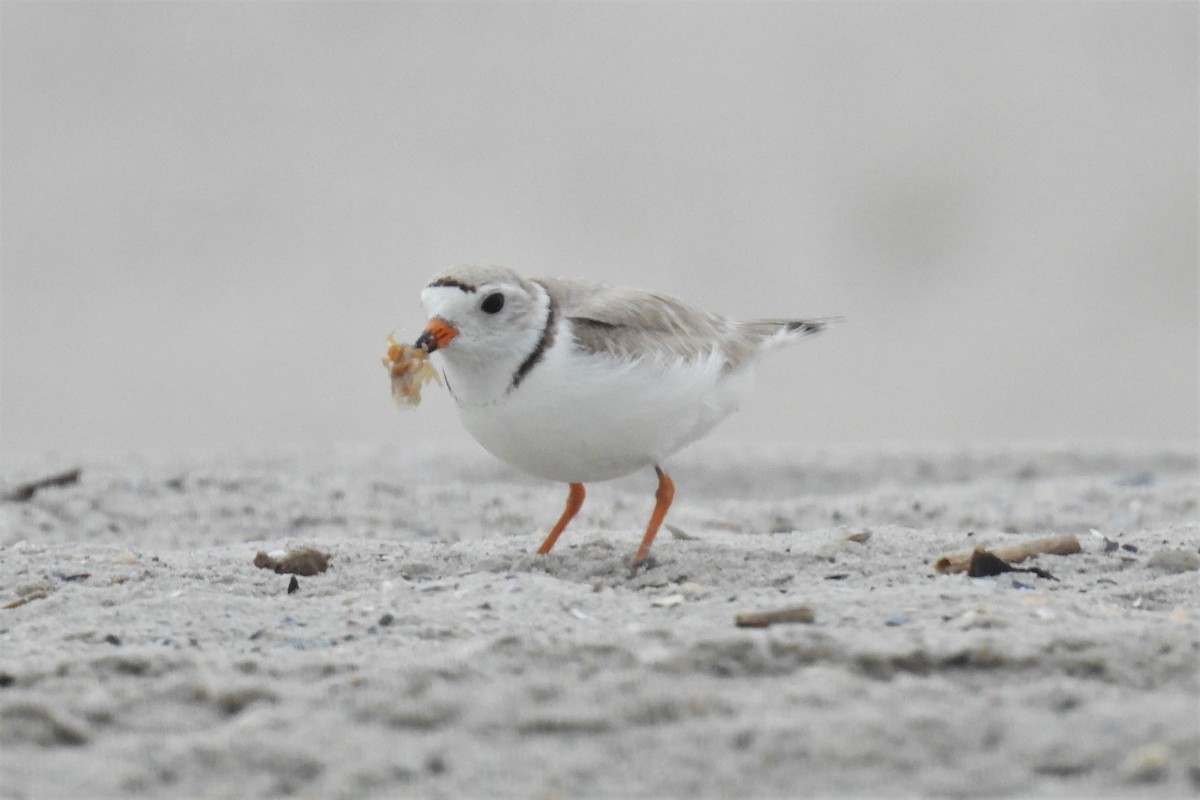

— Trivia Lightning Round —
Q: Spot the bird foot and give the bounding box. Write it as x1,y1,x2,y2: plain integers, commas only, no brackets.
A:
627,553,657,578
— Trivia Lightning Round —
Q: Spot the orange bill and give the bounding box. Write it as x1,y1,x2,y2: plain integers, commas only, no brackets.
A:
415,317,458,353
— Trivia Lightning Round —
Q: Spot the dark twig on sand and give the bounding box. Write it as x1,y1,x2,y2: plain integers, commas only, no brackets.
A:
3,469,82,502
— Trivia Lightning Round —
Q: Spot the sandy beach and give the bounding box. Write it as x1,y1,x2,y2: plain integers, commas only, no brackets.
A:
3,4,1196,798
0,442,1196,798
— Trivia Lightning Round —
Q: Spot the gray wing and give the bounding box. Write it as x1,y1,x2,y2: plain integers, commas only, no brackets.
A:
533,277,826,368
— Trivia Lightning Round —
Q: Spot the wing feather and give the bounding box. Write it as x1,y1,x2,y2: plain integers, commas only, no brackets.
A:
533,277,827,368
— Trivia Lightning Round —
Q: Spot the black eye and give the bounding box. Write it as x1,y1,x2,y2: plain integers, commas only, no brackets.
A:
481,292,505,314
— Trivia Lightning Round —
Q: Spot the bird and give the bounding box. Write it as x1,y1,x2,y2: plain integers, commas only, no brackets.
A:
412,264,831,573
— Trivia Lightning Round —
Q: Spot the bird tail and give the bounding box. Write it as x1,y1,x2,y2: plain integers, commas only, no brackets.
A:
739,316,841,348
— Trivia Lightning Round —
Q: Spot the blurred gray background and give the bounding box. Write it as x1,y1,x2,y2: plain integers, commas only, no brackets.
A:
2,2,1196,460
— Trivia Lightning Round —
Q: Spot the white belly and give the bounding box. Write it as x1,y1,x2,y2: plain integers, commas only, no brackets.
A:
453,346,754,482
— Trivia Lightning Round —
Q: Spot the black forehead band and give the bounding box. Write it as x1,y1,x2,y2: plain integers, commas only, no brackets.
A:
428,277,477,293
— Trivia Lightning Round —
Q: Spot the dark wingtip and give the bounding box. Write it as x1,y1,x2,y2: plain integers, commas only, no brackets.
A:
784,320,822,335
784,316,843,335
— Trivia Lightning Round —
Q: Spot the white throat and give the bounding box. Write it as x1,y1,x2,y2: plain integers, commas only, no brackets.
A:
439,284,554,407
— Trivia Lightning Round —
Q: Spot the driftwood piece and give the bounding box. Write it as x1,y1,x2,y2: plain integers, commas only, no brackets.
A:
934,534,1080,575
3,589,48,610
735,605,816,628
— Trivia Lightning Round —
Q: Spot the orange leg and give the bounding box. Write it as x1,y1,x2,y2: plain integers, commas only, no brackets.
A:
536,482,586,555
631,467,674,573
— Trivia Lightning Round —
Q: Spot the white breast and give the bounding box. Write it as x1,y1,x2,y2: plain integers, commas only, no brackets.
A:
454,323,757,482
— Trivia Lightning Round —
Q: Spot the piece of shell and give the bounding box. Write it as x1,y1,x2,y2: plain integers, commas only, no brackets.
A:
665,523,699,541
382,333,441,407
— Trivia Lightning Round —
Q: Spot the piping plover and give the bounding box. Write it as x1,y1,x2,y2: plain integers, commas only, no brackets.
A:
413,264,831,573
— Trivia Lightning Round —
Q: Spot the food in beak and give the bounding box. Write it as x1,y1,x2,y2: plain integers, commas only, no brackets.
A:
382,333,441,407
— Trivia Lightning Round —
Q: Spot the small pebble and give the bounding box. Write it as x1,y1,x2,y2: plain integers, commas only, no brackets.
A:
378,613,395,626
286,636,334,651
1125,743,1170,783
1115,472,1156,487
769,517,795,534
733,730,756,749
1147,549,1200,574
